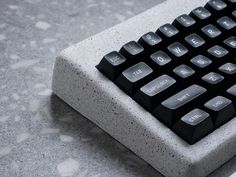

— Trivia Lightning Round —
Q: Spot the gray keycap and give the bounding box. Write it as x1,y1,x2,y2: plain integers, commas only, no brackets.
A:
204,96,231,111
202,72,224,84
192,7,211,20
185,33,205,48
123,41,144,55
217,16,236,30
140,75,176,96
167,42,188,57
224,37,236,48
105,51,126,66
208,0,227,11
233,10,236,17
227,84,236,96
162,85,206,109
150,51,171,66
181,109,210,126
159,24,179,37
191,55,212,68
142,32,162,46
208,45,228,58
173,65,195,78
122,62,153,82
201,25,221,38
176,14,196,27
219,63,236,74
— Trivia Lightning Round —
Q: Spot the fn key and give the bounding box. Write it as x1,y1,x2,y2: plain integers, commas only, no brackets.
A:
204,96,235,128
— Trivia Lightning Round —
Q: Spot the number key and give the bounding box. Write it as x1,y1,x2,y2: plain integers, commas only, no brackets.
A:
138,32,162,51
119,41,144,63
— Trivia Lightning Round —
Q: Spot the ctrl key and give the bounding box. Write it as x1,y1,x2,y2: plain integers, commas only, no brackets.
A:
204,96,235,128
173,109,213,144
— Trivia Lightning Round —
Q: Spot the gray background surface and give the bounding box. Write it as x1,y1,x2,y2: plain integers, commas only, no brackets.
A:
0,0,235,176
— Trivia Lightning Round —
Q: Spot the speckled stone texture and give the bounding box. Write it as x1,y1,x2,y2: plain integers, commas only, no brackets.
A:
1,0,235,176
52,0,236,177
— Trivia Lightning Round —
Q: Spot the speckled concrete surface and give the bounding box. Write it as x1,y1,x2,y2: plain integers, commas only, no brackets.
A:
0,0,235,177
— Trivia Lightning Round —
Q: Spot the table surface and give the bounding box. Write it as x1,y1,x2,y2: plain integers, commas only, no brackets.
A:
0,0,235,177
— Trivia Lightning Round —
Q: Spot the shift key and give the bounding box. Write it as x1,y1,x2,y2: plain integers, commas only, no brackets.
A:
152,85,207,127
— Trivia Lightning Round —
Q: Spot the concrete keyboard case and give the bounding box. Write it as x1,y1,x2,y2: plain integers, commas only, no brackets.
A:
52,0,236,176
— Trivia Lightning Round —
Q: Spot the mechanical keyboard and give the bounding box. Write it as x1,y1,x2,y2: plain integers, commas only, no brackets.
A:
52,0,236,176
96,0,236,145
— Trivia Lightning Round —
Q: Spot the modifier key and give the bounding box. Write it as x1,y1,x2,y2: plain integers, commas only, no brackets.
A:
134,75,176,111
116,62,153,96
153,85,207,127
173,109,213,144
96,51,126,81
204,96,235,128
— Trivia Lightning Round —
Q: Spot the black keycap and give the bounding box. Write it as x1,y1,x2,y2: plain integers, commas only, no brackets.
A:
167,42,188,59
205,0,227,16
224,36,236,51
207,45,229,58
185,33,205,48
173,109,213,144
138,32,162,52
226,84,236,104
227,0,236,4
201,72,225,95
219,63,236,74
202,72,224,84
134,75,176,110
204,96,235,128
172,14,196,33
116,62,153,95
150,51,172,68
119,41,144,63
153,85,207,127
201,24,222,38
96,51,126,81
225,0,236,11
217,16,236,30
191,55,212,68
232,10,236,18
219,63,236,81
190,7,212,24
173,64,195,79
228,0,236,3
156,24,179,43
